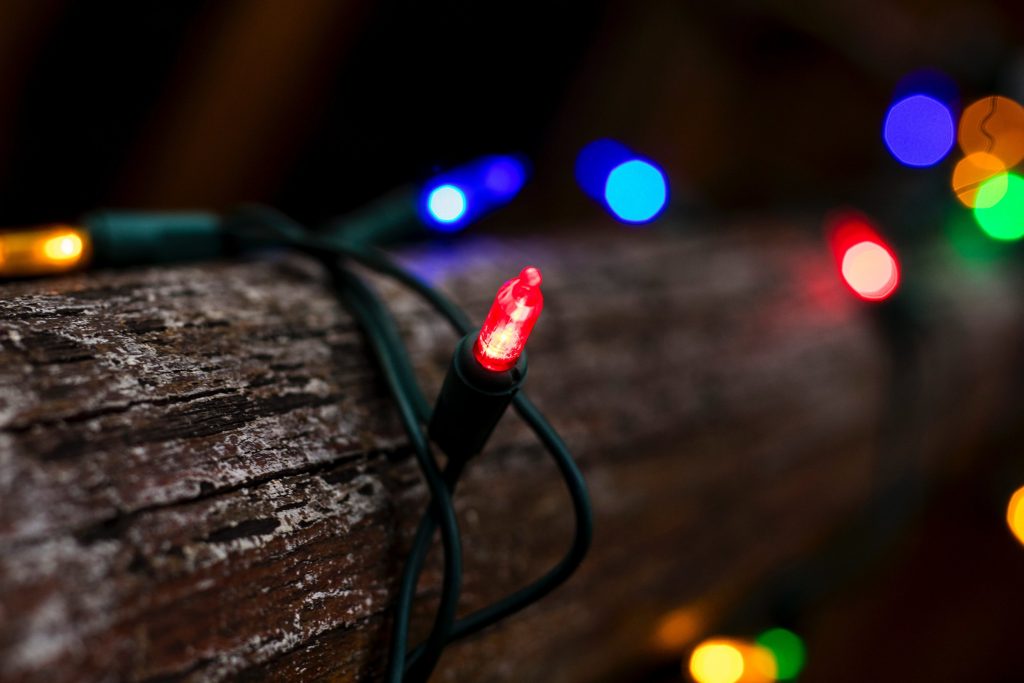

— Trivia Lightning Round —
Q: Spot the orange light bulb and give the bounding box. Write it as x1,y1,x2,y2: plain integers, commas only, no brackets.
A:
43,232,84,262
0,225,90,278
1007,485,1024,546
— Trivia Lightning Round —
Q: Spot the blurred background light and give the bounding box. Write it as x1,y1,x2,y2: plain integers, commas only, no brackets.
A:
1007,485,1024,546
883,94,955,167
420,154,529,233
688,638,777,683
841,241,899,300
605,159,668,223
426,184,467,225
482,156,527,197
973,172,1024,241
42,232,84,263
754,628,805,681
688,640,746,683
944,211,1007,265
576,139,668,225
0,225,90,278
652,607,704,653
828,213,900,302
894,69,959,108
958,96,1024,167
953,152,1008,208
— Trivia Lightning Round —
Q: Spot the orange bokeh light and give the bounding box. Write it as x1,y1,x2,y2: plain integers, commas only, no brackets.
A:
1007,485,1024,546
0,225,90,277
42,232,85,263
958,96,1024,167
654,607,704,652
952,152,1008,208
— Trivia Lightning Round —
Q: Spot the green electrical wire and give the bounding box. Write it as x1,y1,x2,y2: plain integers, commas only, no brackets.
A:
228,204,593,671
340,270,592,681
331,245,592,680
405,394,592,681
327,268,470,678
321,263,468,683
224,205,593,680
225,208,468,677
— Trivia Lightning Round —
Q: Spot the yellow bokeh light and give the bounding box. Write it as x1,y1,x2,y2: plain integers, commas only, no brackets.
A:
1007,485,1024,546
42,232,84,262
689,640,745,683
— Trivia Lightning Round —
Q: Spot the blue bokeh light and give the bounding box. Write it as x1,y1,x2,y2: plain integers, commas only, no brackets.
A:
482,157,527,197
604,160,668,223
883,94,955,167
420,154,528,233
894,69,958,109
576,139,669,225
426,184,467,227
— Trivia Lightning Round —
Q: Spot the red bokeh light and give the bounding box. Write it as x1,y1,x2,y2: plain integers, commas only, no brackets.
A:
827,212,900,301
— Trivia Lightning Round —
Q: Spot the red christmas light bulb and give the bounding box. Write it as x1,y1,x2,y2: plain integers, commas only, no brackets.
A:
473,266,544,371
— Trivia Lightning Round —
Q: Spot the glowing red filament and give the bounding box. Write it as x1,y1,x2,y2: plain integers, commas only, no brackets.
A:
473,266,544,371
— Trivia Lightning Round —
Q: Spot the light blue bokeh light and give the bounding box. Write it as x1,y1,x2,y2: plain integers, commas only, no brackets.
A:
603,160,668,224
426,184,468,226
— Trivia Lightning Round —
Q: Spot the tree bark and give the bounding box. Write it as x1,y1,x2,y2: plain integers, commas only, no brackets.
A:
0,228,1020,682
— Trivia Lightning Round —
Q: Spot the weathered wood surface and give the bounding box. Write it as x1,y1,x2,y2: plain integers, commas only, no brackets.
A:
0,228,1020,682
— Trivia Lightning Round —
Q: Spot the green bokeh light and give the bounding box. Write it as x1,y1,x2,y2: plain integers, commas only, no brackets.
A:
973,172,1024,241
755,627,806,680
946,210,1007,266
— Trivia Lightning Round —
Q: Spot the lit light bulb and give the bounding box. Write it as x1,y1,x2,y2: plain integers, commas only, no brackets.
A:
473,266,543,372
0,225,90,278
688,641,746,683
1007,485,1024,546
755,628,806,681
604,159,668,223
958,96,1024,168
688,638,777,683
952,153,1008,208
43,232,84,262
576,139,668,225
426,184,468,225
827,213,900,302
973,172,1024,241
882,93,955,167
653,607,704,652
420,155,528,233
841,241,899,300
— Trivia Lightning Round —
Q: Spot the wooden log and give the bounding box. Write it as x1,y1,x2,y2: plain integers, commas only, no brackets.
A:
0,227,1020,682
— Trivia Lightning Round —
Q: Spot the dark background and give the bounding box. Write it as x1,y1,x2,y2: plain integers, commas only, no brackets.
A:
2,1,1024,681
4,0,1022,226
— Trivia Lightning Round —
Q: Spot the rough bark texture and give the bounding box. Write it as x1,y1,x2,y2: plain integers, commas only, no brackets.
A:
0,228,1020,682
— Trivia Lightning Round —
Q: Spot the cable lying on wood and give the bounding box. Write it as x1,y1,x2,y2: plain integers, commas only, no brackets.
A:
0,206,593,681
224,206,593,681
